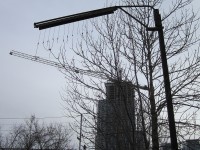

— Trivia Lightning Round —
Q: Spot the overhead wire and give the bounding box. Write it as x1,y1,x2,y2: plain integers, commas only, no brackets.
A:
35,31,41,56
0,116,68,120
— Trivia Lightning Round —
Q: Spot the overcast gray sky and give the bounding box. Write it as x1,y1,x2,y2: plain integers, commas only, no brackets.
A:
0,0,113,137
1,0,200,147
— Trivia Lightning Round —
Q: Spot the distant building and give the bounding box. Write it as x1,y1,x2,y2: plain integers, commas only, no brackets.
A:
160,139,200,150
182,139,200,150
160,143,171,150
95,80,145,150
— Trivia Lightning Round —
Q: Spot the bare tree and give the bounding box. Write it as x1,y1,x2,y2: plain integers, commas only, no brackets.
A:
0,116,73,150
33,0,200,149
0,128,4,149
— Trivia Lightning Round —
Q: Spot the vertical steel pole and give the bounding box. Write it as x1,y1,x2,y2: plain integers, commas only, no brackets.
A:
153,9,178,150
79,114,83,150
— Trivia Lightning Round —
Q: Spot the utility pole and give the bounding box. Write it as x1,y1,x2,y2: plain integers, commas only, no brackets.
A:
151,9,178,150
79,114,83,150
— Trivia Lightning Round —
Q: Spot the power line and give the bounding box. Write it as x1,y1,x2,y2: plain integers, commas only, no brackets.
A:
0,116,68,120
0,122,69,125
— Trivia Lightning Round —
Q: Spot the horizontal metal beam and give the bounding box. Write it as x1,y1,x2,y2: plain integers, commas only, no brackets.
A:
34,6,118,30
9,50,107,79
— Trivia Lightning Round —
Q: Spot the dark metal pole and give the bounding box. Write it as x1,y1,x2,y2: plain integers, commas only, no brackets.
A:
79,114,83,150
153,9,178,150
